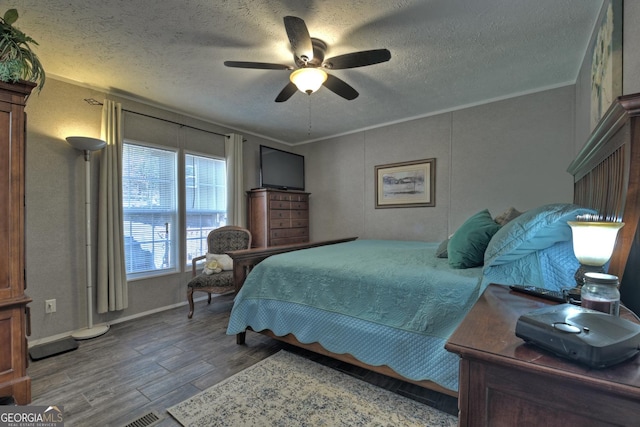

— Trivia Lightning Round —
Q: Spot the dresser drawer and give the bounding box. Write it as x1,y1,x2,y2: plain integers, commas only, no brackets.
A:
270,210,291,220
270,227,309,240
290,201,308,210
270,200,291,210
291,209,308,220
268,192,290,201
291,218,308,228
291,227,308,238
270,218,291,229
293,194,309,202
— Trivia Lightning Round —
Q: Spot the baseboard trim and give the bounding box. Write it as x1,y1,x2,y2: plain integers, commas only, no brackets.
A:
28,295,211,347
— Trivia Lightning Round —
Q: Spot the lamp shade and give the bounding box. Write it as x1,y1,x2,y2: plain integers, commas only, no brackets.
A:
290,68,328,94
66,136,106,152
568,221,624,266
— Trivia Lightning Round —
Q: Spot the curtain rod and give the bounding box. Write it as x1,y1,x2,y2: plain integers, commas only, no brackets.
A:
85,98,230,138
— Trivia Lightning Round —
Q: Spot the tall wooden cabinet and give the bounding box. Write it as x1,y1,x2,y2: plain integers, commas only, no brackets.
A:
0,81,34,404
247,189,310,247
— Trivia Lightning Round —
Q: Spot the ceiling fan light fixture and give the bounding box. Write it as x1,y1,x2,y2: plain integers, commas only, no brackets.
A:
290,68,327,95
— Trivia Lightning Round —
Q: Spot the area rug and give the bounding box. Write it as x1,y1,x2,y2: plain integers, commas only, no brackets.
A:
167,350,457,426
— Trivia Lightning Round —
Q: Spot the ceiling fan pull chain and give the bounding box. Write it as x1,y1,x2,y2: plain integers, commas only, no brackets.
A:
308,98,312,137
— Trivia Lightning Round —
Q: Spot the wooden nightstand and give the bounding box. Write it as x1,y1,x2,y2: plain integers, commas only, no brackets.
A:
445,283,640,427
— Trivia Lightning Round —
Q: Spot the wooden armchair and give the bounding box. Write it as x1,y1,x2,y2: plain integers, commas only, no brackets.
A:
187,226,252,318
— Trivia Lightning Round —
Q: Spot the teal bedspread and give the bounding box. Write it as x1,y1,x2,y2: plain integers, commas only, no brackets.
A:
233,239,486,339
227,240,492,391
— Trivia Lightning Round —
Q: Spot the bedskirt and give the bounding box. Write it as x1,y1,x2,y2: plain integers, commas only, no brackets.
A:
227,298,463,391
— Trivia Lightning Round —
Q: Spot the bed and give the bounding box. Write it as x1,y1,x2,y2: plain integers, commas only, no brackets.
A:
227,93,640,397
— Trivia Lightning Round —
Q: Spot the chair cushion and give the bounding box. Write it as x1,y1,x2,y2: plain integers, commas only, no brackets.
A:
188,271,234,290
210,230,251,253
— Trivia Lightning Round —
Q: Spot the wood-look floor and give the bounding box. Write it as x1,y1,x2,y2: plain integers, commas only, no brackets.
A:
28,294,458,426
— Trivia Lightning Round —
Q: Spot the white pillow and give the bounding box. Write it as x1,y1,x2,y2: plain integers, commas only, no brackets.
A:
206,253,233,271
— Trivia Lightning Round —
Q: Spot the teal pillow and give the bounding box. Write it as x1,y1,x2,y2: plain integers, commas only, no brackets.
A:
483,203,597,267
448,209,501,269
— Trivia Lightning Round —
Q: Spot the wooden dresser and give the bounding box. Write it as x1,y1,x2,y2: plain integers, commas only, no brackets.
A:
246,188,310,248
446,284,640,427
0,81,34,404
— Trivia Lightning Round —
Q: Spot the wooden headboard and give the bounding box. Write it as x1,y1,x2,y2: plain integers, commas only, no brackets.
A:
567,93,640,313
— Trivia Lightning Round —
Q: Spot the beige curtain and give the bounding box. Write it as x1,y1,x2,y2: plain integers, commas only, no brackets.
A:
97,100,128,313
225,133,245,226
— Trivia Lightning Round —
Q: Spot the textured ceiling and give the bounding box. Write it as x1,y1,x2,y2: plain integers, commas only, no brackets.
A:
10,0,603,144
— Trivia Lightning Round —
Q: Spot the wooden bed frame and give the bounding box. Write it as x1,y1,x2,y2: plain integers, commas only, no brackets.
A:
228,93,640,398
567,93,640,313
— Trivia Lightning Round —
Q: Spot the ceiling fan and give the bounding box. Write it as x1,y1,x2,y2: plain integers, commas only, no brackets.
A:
224,16,391,102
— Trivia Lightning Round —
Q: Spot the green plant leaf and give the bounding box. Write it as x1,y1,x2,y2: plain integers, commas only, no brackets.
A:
3,9,18,25
0,8,45,91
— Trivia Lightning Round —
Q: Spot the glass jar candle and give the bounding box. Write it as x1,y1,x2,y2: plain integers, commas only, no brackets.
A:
581,272,620,316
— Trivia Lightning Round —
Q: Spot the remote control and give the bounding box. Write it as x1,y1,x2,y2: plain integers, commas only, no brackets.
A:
509,284,566,303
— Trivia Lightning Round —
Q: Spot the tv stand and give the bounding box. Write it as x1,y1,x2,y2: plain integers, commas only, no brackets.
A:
246,188,310,248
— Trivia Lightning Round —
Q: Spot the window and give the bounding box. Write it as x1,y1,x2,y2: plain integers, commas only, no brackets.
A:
185,153,227,264
122,143,178,277
121,143,227,279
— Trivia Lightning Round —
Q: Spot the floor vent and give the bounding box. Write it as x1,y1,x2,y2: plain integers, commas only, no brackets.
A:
121,411,161,427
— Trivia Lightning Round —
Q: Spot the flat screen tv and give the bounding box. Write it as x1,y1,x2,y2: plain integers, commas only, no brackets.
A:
259,145,305,191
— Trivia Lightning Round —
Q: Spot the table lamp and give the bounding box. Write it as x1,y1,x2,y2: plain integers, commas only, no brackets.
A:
568,219,624,289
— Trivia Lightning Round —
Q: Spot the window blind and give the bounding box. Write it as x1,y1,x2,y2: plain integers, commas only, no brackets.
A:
185,153,227,263
122,143,178,275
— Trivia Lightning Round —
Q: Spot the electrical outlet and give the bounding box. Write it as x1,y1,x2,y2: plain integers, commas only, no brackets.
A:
45,299,56,314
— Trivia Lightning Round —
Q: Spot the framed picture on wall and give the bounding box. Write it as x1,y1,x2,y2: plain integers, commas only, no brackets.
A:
375,158,436,208
589,0,623,131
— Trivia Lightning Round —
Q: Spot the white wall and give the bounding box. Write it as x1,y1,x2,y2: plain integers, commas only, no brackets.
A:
300,85,576,242
25,79,104,339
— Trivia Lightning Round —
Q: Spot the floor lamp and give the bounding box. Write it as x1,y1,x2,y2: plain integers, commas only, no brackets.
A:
66,136,110,340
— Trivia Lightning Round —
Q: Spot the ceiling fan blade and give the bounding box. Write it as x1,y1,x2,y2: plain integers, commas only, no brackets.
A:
275,82,298,102
224,61,293,70
284,16,314,62
323,74,359,100
323,49,391,69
